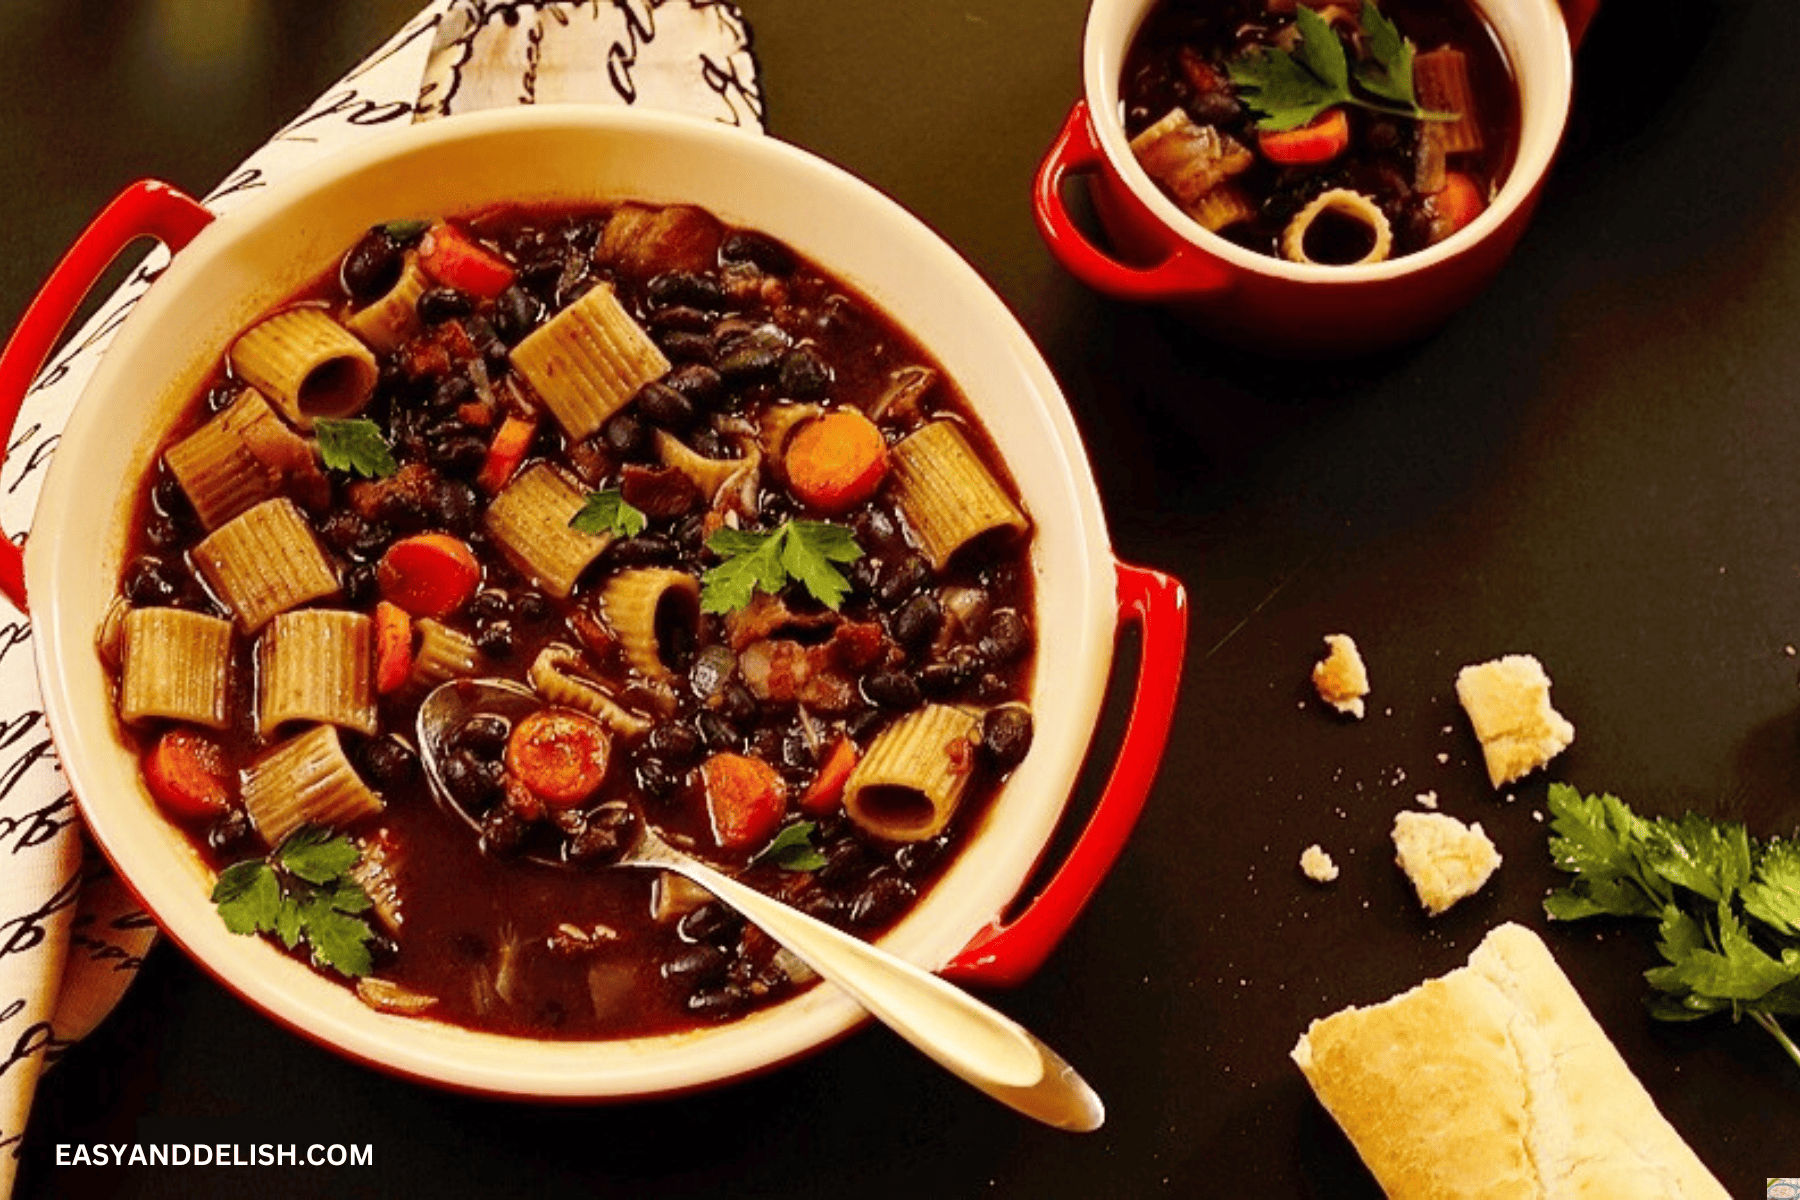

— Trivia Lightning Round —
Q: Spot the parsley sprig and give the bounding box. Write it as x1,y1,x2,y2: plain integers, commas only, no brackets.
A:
1227,2,1454,132
1544,783,1800,1069
212,826,379,978
700,519,862,614
569,489,648,539
750,821,828,872
313,417,397,480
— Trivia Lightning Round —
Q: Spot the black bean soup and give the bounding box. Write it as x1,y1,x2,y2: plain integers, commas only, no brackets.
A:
107,202,1037,1039
1122,0,1519,263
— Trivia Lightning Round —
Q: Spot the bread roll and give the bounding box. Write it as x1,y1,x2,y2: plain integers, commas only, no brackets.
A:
1291,923,1726,1198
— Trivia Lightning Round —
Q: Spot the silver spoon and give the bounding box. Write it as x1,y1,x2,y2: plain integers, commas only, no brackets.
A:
416,678,1104,1132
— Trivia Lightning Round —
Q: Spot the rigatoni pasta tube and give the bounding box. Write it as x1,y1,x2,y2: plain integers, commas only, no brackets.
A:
192,498,339,633
409,618,483,690
527,644,655,738
889,421,1028,571
601,568,700,686
510,283,669,441
227,306,378,429
119,608,233,729
484,463,611,599
163,389,289,530
257,609,376,736
842,704,983,842
345,252,429,352
241,724,383,847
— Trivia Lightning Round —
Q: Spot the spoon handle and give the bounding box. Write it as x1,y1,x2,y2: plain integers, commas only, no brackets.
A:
659,854,1104,1132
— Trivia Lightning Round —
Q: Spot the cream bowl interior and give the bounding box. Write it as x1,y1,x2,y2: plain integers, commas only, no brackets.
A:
27,107,1116,1098
1083,0,1575,281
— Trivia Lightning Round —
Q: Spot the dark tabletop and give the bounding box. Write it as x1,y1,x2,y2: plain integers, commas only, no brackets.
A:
3,1,1793,1196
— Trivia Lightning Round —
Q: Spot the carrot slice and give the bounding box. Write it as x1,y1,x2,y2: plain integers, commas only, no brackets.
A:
701,752,788,850
475,414,537,494
784,409,890,514
1258,108,1350,166
505,709,612,810
377,533,481,618
798,736,859,816
1429,171,1487,242
373,601,415,695
417,224,516,299
145,729,234,822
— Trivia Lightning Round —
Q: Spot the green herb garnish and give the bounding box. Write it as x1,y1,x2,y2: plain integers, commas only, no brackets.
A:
212,826,378,979
1227,1,1453,132
1544,783,1800,1069
751,821,828,872
700,519,862,614
313,417,397,480
569,489,648,539
377,218,431,245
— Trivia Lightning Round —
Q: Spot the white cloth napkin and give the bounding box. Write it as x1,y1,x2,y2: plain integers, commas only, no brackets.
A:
0,2,760,1189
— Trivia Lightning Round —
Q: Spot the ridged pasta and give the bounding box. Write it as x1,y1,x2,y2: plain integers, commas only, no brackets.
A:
656,430,761,506
483,463,612,599
1281,188,1393,266
163,389,291,530
344,252,429,352
241,724,383,847
889,421,1029,571
119,608,233,729
527,644,654,737
227,306,379,429
510,284,670,441
1129,107,1253,207
257,609,376,735
1187,182,1255,233
1415,48,1482,155
410,619,483,690
192,498,339,633
842,704,983,842
600,568,700,685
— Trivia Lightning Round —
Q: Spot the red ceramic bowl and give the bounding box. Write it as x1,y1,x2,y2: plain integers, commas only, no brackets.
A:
1035,0,1601,354
0,109,1187,1099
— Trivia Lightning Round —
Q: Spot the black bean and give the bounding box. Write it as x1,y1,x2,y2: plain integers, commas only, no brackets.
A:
972,672,1012,704
843,707,888,744
206,809,256,856
431,479,480,532
144,513,183,550
817,837,873,888
862,669,922,710
647,270,725,312
489,285,542,345
647,721,702,764
777,346,832,398
798,889,845,922
602,409,650,459
604,533,679,569
445,753,507,814
455,713,511,759
342,562,378,607
659,331,714,363
340,230,402,301
431,375,474,411
317,511,368,556
747,726,784,763
478,804,529,858
852,507,900,550
847,871,915,928
418,286,475,324
713,342,780,382
468,589,511,622
678,901,742,946
664,363,725,408
474,619,516,659
891,593,943,651
720,230,795,275
360,736,419,790
566,801,635,865
689,428,728,458
430,433,488,477
875,554,932,606
685,985,750,1019
978,609,1029,665
917,660,971,698
661,942,730,985
648,305,713,334
894,834,950,877
513,591,553,625
980,706,1034,771
635,380,697,431
635,757,682,800
123,556,184,607
715,682,758,726
848,556,882,597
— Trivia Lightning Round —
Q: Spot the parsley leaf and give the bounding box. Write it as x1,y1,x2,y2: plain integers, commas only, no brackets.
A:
1353,0,1416,107
700,520,863,614
569,489,648,539
313,418,397,479
1543,783,1800,1071
211,826,378,979
751,821,828,872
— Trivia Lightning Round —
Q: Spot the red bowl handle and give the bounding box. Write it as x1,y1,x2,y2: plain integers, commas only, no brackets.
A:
943,560,1188,987
0,180,214,612
1561,0,1601,49
1033,100,1230,303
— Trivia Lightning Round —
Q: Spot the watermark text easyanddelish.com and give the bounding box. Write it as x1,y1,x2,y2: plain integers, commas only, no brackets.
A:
56,1143,372,1167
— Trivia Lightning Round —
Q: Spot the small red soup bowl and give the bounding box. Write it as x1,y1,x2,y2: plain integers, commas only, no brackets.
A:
0,108,1185,1100
1035,0,1598,354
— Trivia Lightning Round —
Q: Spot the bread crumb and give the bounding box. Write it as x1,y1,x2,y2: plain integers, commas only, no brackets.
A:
1300,844,1339,883
1414,790,1439,809
1391,810,1501,915
1454,654,1574,788
1312,634,1369,719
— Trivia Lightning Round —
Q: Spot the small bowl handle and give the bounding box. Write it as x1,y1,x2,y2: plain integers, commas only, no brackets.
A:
943,561,1188,988
1561,0,1601,49
1033,101,1231,303
0,180,214,612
